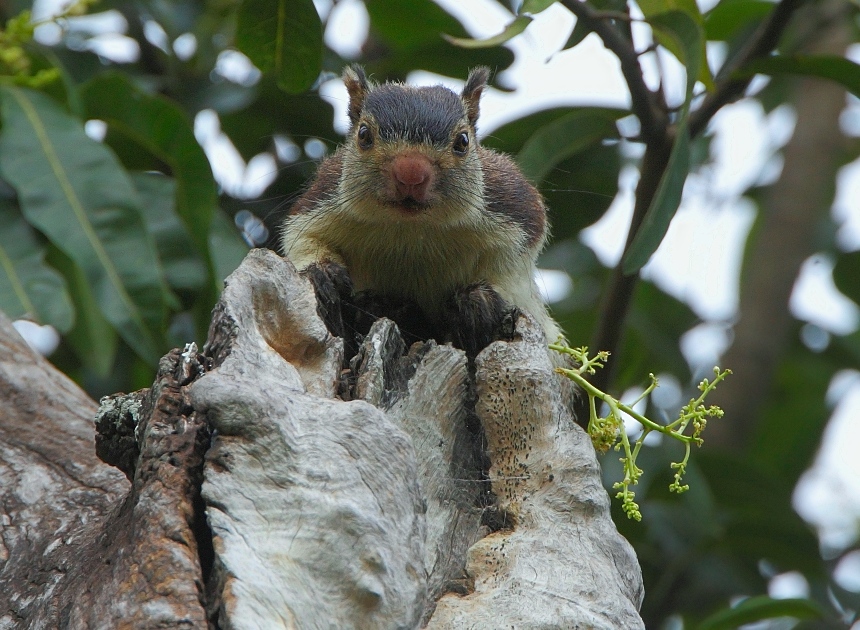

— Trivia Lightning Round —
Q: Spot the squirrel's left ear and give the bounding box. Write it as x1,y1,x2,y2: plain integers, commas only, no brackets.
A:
343,65,370,126
462,67,490,127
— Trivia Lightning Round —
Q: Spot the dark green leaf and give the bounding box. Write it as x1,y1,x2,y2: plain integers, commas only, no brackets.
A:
563,19,591,51
696,596,826,630
563,0,628,50
622,121,691,274
704,0,773,41
648,10,709,96
617,280,696,388
638,0,703,22
81,73,217,276
520,0,557,14
542,143,622,241
46,245,117,377
833,250,860,306
235,0,323,94
208,209,249,285
561,0,627,50
751,347,834,483
219,80,337,159
516,108,622,183
485,106,627,152
699,453,822,575
484,107,624,240
130,172,208,292
743,55,860,100
0,86,168,364
365,0,514,80
444,15,532,48
0,195,73,332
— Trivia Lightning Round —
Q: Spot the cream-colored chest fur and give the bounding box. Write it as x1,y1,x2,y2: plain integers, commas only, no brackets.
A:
282,200,558,340
285,203,523,311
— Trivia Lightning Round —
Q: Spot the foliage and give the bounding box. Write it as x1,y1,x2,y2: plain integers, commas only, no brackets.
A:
0,0,859,626
552,342,729,520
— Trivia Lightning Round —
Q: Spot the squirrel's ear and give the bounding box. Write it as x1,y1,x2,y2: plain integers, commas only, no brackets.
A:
462,67,490,127
343,65,369,125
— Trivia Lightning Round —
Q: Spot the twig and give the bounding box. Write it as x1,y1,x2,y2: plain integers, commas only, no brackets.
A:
689,0,807,137
590,10,636,21
560,0,669,141
570,0,805,396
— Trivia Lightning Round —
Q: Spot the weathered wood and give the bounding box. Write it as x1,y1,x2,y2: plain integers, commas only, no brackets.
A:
0,314,213,628
0,247,644,628
193,249,643,627
426,317,645,629
193,250,426,629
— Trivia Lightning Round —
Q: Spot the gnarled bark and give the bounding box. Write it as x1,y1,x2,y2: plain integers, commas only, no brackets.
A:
0,248,643,628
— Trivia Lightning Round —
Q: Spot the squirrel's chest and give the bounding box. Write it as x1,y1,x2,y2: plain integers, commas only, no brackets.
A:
333,219,487,304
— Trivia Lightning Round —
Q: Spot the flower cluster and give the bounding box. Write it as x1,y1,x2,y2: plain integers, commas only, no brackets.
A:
550,341,730,521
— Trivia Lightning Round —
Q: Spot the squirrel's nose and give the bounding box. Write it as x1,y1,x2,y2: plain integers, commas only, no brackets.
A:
391,154,434,202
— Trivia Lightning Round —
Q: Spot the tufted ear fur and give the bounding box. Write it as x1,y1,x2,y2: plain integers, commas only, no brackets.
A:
343,65,370,126
462,67,490,128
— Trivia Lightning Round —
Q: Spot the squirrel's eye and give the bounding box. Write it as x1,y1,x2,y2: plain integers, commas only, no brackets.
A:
357,124,374,150
452,132,470,156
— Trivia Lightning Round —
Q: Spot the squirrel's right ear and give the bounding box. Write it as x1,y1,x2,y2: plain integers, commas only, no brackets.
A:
462,67,490,127
343,65,369,125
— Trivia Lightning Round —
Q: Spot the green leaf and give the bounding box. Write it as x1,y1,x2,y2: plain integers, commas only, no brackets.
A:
235,0,323,94
483,107,624,239
516,108,622,184
619,280,696,387
46,245,117,377
563,0,629,51
700,453,822,572
704,0,773,41
365,0,514,80
0,86,168,364
0,194,73,332
543,143,622,240
743,55,860,100
751,348,834,483
130,172,208,293
219,79,337,159
563,19,591,51
833,249,860,306
696,596,826,630
444,15,532,48
208,209,249,286
520,0,557,14
638,0,703,22
80,74,217,277
648,10,710,96
622,119,691,274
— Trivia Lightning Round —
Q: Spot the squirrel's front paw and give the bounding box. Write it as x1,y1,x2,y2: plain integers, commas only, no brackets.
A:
302,261,354,338
349,292,432,346
441,282,520,358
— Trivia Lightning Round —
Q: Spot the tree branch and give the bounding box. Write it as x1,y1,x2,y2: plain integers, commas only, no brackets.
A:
564,0,805,395
560,0,669,141
588,137,672,395
688,0,807,137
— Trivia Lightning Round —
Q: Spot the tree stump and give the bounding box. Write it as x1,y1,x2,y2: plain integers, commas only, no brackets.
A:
0,248,644,628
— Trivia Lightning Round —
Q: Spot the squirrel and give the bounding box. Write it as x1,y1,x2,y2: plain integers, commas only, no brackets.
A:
281,65,561,358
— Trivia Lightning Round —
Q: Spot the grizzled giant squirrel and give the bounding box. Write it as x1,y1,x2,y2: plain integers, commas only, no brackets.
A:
282,66,560,357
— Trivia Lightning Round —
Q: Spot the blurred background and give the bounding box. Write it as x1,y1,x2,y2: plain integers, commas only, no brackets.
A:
1,0,859,626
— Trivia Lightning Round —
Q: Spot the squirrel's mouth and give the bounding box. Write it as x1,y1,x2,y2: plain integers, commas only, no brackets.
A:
390,197,429,214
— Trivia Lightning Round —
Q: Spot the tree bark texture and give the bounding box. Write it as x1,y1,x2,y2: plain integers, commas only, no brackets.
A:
0,248,644,628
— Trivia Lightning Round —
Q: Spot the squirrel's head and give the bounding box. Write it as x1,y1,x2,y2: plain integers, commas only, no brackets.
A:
339,65,489,218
